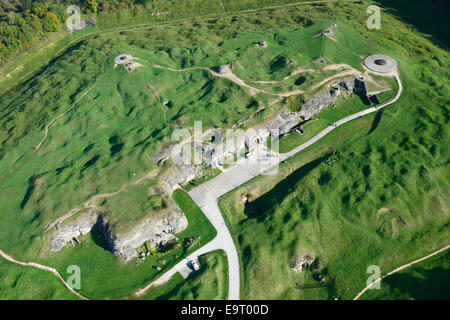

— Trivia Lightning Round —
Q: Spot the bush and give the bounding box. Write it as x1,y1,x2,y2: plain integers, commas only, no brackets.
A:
285,95,303,112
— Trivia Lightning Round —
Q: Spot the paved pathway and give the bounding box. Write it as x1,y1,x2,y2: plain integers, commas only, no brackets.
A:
135,73,403,300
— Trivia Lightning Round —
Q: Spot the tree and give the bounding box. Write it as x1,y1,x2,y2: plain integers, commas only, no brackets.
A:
42,11,60,32
285,95,303,112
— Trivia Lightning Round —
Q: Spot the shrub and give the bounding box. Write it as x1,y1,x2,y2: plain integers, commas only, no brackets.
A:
285,95,303,112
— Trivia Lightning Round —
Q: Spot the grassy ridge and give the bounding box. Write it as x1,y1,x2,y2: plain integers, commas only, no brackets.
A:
0,2,389,261
0,0,312,93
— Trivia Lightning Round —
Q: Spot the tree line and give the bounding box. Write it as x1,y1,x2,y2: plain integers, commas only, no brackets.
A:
0,0,150,66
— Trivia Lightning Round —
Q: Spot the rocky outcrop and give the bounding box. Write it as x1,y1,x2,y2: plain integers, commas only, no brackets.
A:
50,210,98,251
106,208,187,261
50,204,188,262
265,112,303,135
291,254,315,273
165,165,202,189
299,91,331,120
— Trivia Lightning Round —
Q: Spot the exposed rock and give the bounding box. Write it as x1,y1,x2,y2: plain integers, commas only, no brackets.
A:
265,111,303,136
331,87,341,97
50,209,98,251
258,40,268,48
110,208,187,261
152,145,174,164
338,77,354,91
152,75,383,185
322,29,335,37
214,65,231,74
299,91,331,120
85,18,96,26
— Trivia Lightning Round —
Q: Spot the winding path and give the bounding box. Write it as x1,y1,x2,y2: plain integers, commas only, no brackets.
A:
135,73,406,299
353,245,450,300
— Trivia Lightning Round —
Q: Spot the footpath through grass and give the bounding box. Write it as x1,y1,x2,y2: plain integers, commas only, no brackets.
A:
272,81,399,153
218,1,449,298
361,250,450,300
0,259,78,300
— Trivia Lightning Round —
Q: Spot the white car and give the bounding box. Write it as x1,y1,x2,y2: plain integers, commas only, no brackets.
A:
189,260,200,271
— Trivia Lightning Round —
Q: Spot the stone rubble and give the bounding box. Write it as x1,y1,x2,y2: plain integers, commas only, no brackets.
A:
291,254,315,273
50,201,188,261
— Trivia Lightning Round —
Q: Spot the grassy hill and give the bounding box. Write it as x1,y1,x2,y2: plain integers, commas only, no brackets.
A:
217,1,449,300
0,0,448,299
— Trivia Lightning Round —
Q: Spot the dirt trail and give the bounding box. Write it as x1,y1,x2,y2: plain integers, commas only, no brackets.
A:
353,244,450,300
249,67,316,84
0,79,101,186
152,60,363,99
151,62,306,97
45,169,158,232
309,68,360,91
0,249,88,300
133,72,404,301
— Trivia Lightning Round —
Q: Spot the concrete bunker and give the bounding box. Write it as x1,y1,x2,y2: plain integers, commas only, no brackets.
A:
364,54,398,73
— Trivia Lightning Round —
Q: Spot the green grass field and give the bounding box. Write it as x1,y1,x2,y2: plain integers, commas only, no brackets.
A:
217,1,449,300
273,79,399,153
0,1,391,260
138,250,228,300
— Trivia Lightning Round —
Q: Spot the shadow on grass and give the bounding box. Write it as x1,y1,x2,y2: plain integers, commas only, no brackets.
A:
91,229,111,252
368,110,383,135
375,0,450,49
243,153,331,220
381,264,450,300
20,176,36,209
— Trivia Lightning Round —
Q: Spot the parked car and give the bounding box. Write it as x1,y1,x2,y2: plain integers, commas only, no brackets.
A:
189,260,200,271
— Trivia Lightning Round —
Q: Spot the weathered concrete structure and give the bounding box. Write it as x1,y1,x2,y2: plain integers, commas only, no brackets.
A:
114,54,134,65
300,91,332,120
364,54,398,73
214,65,231,74
50,204,188,261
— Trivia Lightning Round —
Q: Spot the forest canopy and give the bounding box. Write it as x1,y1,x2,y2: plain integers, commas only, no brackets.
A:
0,0,147,65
